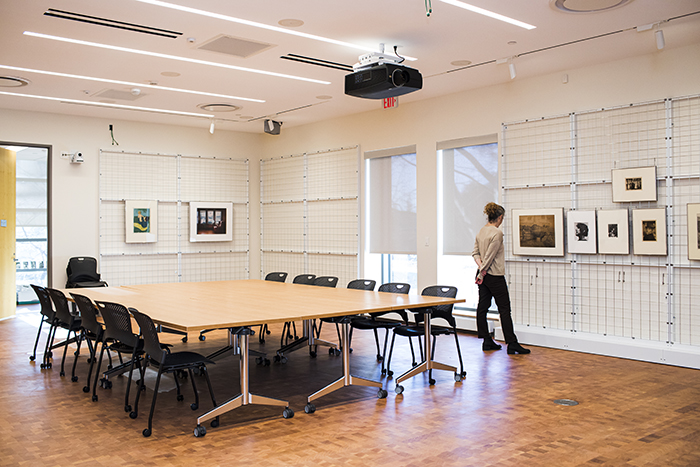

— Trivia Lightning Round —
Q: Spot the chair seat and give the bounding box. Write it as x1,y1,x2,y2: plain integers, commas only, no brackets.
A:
350,317,402,330
67,280,108,288
321,315,355,324
57,317,82,332
161,351,214,368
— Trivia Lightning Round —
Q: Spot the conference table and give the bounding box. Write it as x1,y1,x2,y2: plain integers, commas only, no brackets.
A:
67,279,464,437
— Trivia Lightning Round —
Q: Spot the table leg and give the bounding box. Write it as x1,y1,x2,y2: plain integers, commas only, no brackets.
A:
394,311,456,392
276,319,337,361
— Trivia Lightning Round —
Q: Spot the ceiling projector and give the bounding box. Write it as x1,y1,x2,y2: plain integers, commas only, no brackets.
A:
344,50,422,99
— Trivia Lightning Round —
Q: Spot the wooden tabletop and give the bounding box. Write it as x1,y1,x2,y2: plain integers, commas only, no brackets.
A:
63,280,464,333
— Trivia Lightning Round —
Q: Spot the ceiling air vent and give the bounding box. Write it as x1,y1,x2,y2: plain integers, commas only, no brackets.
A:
93,89,144,101
197,35,274,58
198,103,241,112
0,76,30,87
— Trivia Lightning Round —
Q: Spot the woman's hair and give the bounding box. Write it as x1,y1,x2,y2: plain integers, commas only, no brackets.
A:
484,202,505,222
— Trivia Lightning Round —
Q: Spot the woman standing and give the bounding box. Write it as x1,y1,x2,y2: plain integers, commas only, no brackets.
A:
472,202,530,354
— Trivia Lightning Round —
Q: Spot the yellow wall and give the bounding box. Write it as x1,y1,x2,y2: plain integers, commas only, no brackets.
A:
0,148,16,318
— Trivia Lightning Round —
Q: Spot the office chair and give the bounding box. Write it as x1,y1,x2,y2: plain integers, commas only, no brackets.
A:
29,284,57,369
385,285,466,383
65,257,108,288
349,282,413,375
129,307,219,438
70,293,109,395
46,288,84,381
314,277,369,355
280,274,316,347
257,272,288,343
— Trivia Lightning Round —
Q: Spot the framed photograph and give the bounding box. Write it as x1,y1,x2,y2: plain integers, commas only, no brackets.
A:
189,202,233,242
687,203,700,261
566,210,597,254
511,208,564,256
611,166,657,202
632,208,666,255
125,200,157,243
597,209,629,255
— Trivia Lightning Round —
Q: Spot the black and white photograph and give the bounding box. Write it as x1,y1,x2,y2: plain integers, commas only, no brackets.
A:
567,210,597,254
608,224,618,238
687,204,700,260
597,209,629,255
632,208,666,255
512,208,564,256
612,166,657,202
642,220,657,242
625,177,642,191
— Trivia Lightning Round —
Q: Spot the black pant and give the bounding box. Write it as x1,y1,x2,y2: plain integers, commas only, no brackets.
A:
476,274,517,345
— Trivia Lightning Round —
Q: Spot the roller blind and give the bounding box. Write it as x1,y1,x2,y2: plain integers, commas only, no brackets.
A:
368,150,417,254
441,139,498,255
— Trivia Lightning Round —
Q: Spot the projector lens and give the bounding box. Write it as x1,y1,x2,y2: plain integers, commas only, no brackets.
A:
391,69,409,87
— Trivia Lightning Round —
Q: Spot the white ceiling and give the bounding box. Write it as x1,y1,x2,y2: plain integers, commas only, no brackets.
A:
1,0,698,134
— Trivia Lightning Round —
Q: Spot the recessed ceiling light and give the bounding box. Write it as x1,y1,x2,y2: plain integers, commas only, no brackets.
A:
316,95,333,100
551,0,633,13
438,0,536,29
507,40,517,45
132,0,417,60
450,60,472,67
0,76,30,87
23,31,331,85
278,19,304,28
161,71,181,77
198,103,241,112
0,64,265,103
0,90,214,118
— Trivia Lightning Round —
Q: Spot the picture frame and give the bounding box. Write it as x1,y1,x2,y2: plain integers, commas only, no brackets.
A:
566,210,597,254
189,201,233,242
596,209,629,255
125,200,157,243
632,208,666,255
511,208,564,256
611,166,657,202
687,203,700,261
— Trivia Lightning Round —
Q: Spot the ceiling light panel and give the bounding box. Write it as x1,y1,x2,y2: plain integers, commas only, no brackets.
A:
438,0,536,30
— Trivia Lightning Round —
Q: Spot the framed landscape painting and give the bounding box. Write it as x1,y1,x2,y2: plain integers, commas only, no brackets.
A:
125,200,157,243
189,201,233,242
566,210,597,254
511,208,564,256
688,203,700,261
632,208,666,256
597,209,629,255
612,166,657,202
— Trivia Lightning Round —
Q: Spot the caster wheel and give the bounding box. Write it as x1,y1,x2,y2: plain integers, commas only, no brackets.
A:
191,403,198,411
264,358,271,366
47,363,52,369
83,386,90,393
177,394,184,402
29,356,35,362
199,335,206,341
129,411,138,419
309,351,317,358
273,355,281,363
106,380,113,389
40,363,46,369
429,378,436,385
74,350,79,356
194,425,206,437
181,336,188,343
107,364,113,370
71,376,78,382
92,395,98,402
48,351,53,358
282,408,294,419
304,403,316,414
125,405,132,413
142,428,151,438
328,348,335,355
193,368,200,376
210,418,219,428
388,370,394,377
381,369,387,375
377,389,388,399
281,356,288,364
349,348,353,353
266,329,271,335
461,371,467,377
376,354,383,361
395,385,404,395
334,349,341,356
454,373,464,382
255,357,262,365
60,371,65,377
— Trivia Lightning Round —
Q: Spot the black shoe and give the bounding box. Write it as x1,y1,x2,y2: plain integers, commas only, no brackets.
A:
507,342,531,355
482,340,502,351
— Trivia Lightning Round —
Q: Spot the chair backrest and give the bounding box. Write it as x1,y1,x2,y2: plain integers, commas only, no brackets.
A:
66,257,101,283
292,274,316,285
30,284,55,321
264,272,288,282
129,308,166,362
414,285,458,327
47,287,74,324
374,282,411,321
313,276,338,288
347,279,376,291
95,301,138,345
70,293,102,335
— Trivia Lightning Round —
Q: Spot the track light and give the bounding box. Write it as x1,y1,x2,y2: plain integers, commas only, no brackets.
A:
209,121,215,134
655,29,665,50
508,62,516,80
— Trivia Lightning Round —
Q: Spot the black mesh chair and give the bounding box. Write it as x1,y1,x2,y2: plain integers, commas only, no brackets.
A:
70,293,109,395
130,307,218,438
256,272,288,343
313,277,360,355
46,288,84,381
385,285,466,382
65,257,108,288
280,274,316,346
349,282,413,375
29,284,57,369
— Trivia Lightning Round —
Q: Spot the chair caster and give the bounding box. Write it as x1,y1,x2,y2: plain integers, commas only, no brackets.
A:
210,418,219,428
282,407,294,419
191,403,198,410
71,375,78,382
309,351,317,358
48,351,53,358
194,425,206,437
387,370,394,377
47,363,52,369
142,428,151,438
40,363,46,369
377,389,388,399
263,358,271,366
177,394,184,402
304,403,316,414
83,386,90,393
395,385,404,395
125,404,132,413
129,411,138,419
92,395,98,402
376,354,383,361
429,378,436,385
199,335,206,341
328,348,334,355
181,336,188,343
60,371,65,377
381,369,387,375
29,356,35,362
454,372,466,382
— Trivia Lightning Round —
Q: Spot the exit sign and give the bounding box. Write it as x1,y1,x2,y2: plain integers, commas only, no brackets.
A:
383,97,399,109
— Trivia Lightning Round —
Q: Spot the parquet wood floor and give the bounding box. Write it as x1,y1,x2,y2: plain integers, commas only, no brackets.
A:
1,306,699,466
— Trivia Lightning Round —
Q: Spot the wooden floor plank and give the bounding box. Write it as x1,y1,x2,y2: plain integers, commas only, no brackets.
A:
2,306,699,466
